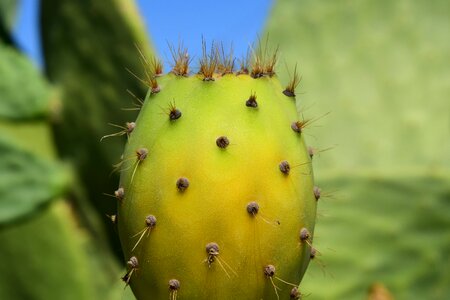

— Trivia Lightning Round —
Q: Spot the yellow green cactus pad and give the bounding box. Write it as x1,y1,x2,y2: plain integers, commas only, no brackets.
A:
114,44,319,299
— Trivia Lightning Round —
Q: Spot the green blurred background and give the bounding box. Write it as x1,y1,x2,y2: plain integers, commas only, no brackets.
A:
0,0,448,299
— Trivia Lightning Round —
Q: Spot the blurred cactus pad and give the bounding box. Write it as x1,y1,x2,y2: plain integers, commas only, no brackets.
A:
0,43,129,300
264,0,450,299
40,0,154,255
0,0,17,44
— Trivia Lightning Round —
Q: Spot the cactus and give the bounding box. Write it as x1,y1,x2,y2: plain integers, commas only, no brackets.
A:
113,42,319,299
0,43,131,300
40,0,155,256
0,0,17,44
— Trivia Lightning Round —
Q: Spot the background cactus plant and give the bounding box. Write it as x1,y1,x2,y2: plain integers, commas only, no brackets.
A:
0,0,16,45
40,0,154,256
0,43,129,300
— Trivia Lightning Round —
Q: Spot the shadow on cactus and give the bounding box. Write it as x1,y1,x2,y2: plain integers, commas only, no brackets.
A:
103,40,328,300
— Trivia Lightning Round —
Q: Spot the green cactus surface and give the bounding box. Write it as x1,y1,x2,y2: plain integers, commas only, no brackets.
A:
0,43,131,300
0,0,17,44
301,174,450,299
40,0,154,255
115,47,319,299
0,45,50,120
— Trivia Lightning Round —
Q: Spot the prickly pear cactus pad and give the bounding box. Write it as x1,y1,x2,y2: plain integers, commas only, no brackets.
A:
114,43,320,299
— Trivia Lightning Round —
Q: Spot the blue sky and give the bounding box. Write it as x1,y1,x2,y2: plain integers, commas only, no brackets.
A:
13,0,273,69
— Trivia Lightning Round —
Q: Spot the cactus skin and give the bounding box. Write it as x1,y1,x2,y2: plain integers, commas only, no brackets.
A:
0,44,124,300
40,0,154,258
117,73,317,299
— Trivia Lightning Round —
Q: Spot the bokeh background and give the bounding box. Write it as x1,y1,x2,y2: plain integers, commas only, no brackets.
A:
1,0,449,299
